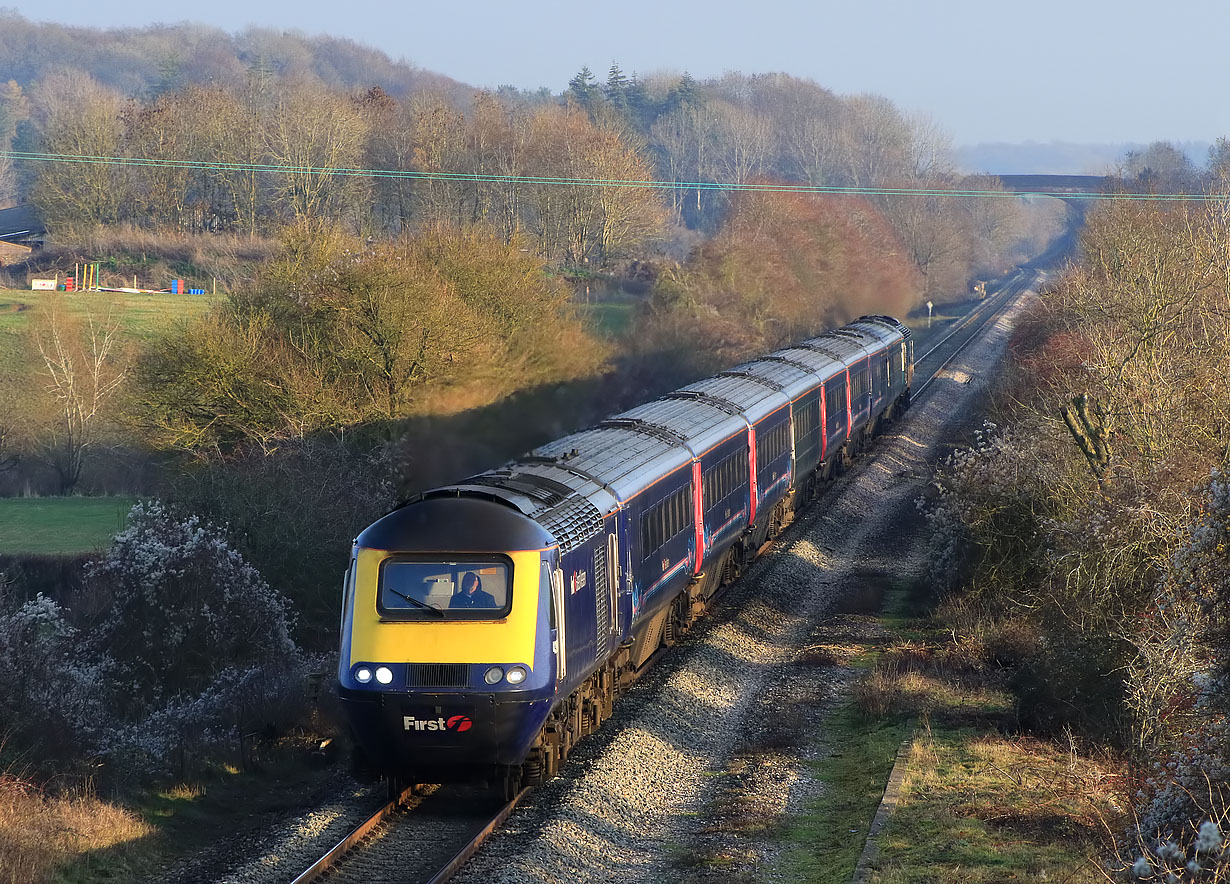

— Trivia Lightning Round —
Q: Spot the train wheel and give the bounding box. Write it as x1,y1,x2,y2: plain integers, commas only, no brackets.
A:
501,764,523,801
385,775,408,803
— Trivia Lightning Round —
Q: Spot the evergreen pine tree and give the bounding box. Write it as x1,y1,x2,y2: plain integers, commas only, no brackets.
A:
665,72,699,114
624,73,651,125
567,66,598,109
605,62,630,110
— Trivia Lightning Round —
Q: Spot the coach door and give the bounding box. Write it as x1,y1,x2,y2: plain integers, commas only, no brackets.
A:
607,531,619,637
551,566,567,681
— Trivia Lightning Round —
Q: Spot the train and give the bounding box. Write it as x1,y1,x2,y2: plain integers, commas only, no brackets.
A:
338,315,914,797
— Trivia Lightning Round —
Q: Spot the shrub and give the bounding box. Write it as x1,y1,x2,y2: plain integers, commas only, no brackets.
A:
0,585,109,767
87,500,298,711
1119,475,1230,863
80,501,316,777
168,438,395,644
922,422,1055,610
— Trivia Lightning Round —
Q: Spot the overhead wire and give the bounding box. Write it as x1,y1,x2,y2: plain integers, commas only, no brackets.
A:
1,148,1224,202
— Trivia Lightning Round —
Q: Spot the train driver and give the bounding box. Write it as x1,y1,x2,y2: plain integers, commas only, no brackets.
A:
449,572,498,609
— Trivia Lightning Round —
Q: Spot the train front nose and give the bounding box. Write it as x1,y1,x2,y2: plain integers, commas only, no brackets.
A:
342,687,553,776
338,497,561,780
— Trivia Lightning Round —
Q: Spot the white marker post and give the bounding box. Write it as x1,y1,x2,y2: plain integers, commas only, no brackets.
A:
926,300,934,327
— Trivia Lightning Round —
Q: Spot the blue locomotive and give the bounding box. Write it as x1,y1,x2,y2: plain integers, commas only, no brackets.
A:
338,315,913,796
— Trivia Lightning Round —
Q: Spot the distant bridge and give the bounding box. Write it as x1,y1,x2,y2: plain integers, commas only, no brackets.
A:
995,174,1112,195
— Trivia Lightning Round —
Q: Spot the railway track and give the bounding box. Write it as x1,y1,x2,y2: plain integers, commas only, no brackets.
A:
283,269,1036,884
913,267,1037,399
288,783,523,884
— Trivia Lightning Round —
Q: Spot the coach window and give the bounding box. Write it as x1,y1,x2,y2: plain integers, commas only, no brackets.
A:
640,484,693,561
826,383,846,422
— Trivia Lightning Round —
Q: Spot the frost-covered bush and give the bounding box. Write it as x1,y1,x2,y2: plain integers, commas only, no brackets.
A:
1121,474,1230,861
106,657,322,777
1122,818,1230,881
1173,472,1230,659
0,585,110,762
81,501,313,777
87,500,299,712
920,421,1173,741
921,422,1053,608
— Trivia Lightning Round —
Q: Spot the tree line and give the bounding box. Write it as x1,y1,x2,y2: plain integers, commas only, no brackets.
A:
0,24,1061,294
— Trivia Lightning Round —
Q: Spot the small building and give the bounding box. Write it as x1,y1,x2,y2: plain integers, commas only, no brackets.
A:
0,205,45,267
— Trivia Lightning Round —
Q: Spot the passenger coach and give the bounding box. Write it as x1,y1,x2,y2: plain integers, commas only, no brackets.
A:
339,315,913,796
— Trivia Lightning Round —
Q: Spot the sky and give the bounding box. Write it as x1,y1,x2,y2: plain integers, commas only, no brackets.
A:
7,0,1230,147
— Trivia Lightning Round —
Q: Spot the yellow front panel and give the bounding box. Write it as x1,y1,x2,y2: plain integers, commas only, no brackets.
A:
348,547,542,666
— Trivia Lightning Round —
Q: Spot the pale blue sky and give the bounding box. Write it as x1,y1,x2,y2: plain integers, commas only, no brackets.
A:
8,0,1230,146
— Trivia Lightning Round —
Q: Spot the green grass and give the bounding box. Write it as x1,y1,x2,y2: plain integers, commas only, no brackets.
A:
0,497,135,555
0,287,212,334
577,301,636,339
0,288,213,382
784,707,912,884
867,726,1112,883
776,570,1116,883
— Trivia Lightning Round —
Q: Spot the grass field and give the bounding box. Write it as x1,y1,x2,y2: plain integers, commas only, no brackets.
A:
577,301,637,339
0,497,135,555
0,288,214,380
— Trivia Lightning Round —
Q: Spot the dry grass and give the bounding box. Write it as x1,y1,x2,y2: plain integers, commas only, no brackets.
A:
854,640,1014,723
4,227,277,293
793,643,863,667
869,727,1124,883
0,774,152,884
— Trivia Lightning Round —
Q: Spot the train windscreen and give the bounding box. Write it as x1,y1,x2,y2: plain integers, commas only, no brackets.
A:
377,559,511,619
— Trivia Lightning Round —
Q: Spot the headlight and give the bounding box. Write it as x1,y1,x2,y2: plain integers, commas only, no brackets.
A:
506,666,528,686
484,666,504,685
354,667,373,684
375,666,394,685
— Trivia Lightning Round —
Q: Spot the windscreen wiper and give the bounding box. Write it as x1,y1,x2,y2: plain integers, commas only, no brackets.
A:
386,587,445,617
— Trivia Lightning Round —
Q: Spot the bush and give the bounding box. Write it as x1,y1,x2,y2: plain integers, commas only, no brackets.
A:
921,422,1054,603
87,500,298,712
0,584,110,767
79,500,315,777
105,656,320,778
1118,475,1230,862
168,438,395,644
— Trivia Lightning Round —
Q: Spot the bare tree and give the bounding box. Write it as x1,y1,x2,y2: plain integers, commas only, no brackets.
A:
30,298,130,493
406,90,468,228
708,100,771,188
780,98,843,186
28,70,129,231
523,105,666,266
264,82,368,226
0,80,28,207
834,94,912,188
648,102,718,224
1047,201,1230,476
